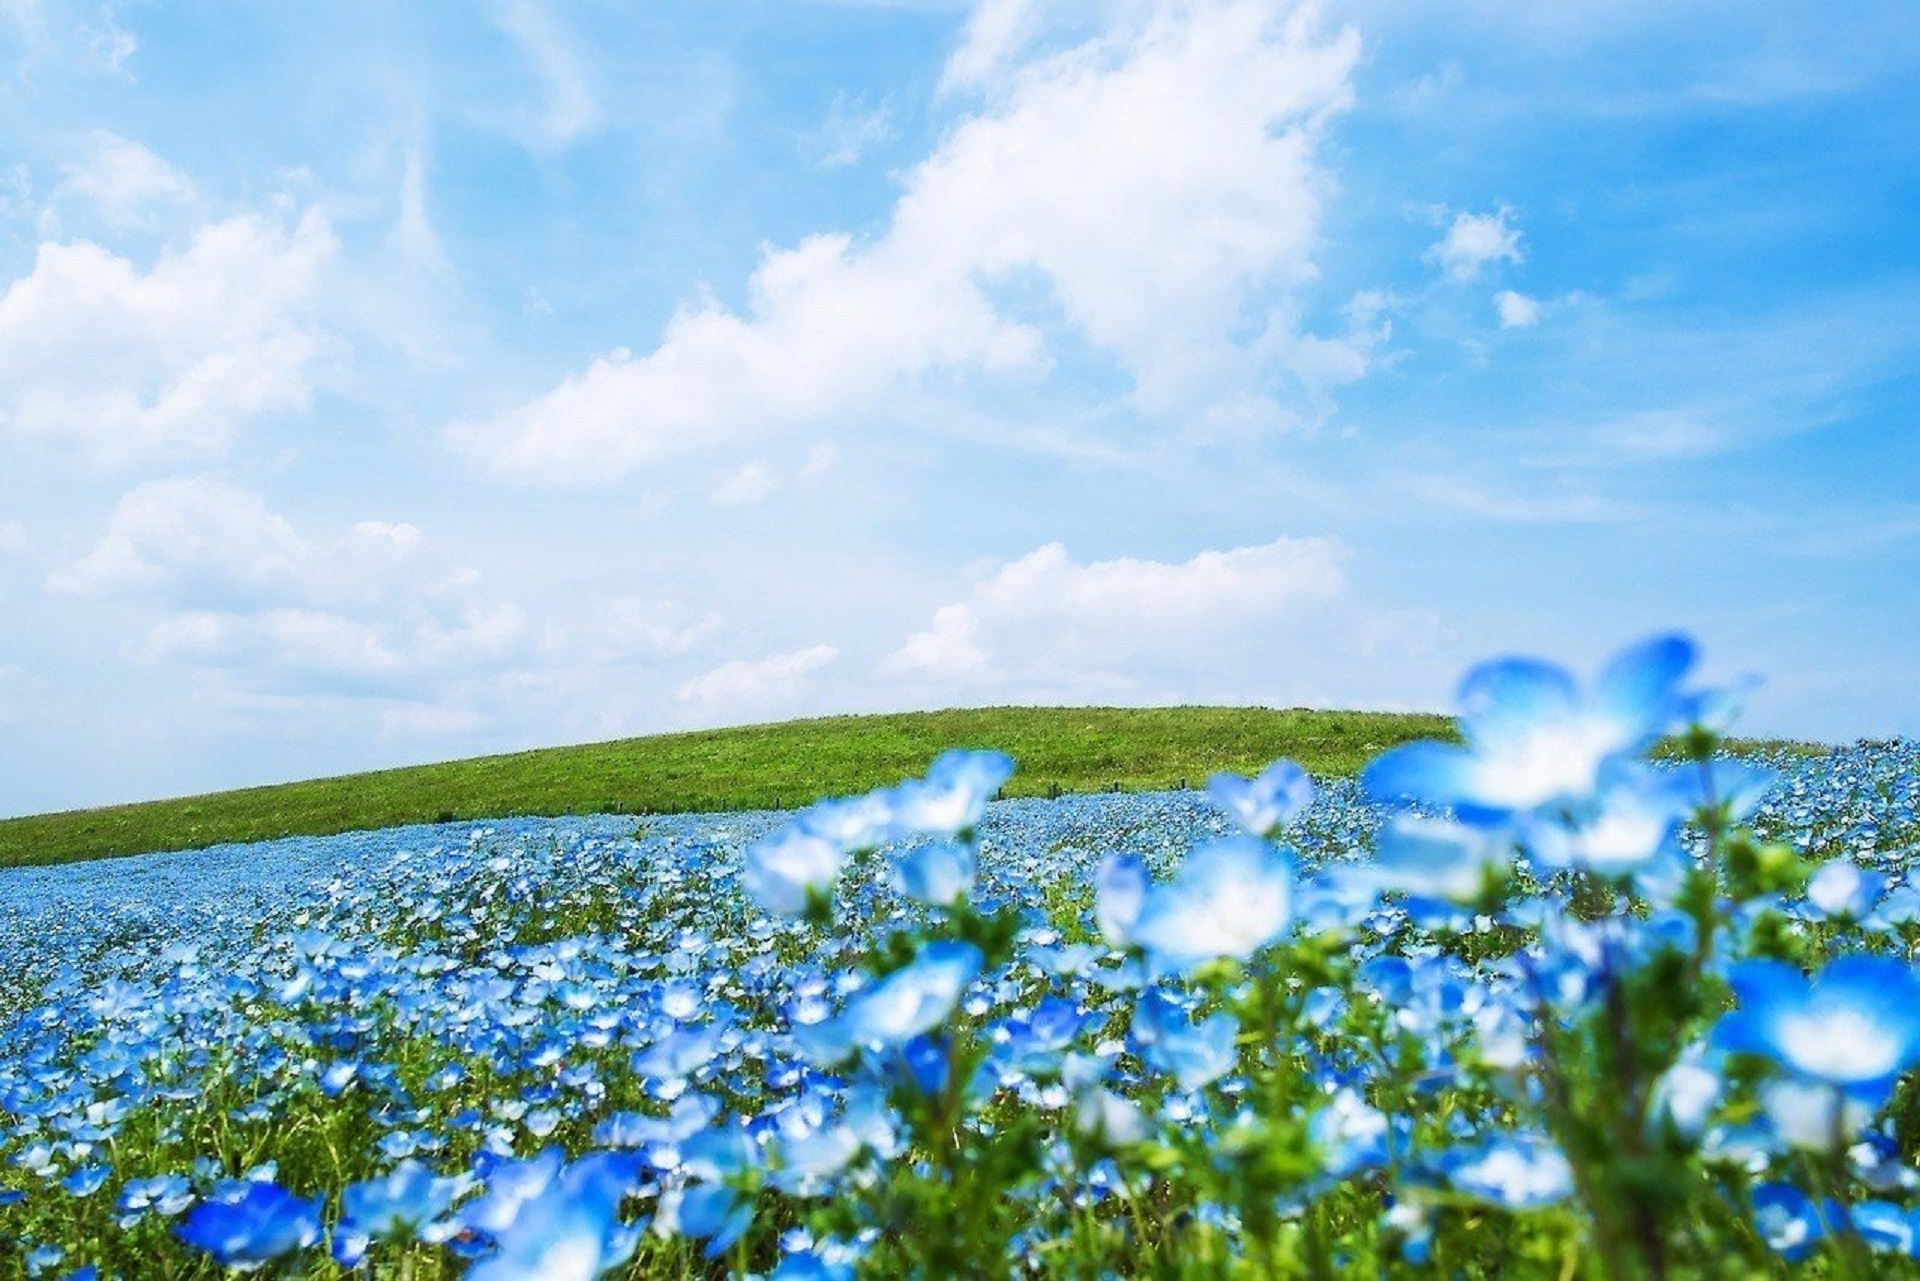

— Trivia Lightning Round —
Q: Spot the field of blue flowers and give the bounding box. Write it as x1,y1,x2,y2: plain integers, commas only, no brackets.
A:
4,635,1919,1278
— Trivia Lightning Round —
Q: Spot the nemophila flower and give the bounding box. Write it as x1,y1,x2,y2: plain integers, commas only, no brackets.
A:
797,792,895,853
1671,758,1778,822
332,1159,468,1264
1437,1134,1574,1210
1524,764,1690,879
1364,634,1696,824
1714,956,1920,1103
468,1153,642,1281
1094,853,1147,946
1368,817,1511,905
1750,1183,1827,1262
889,750,1014,840
1848,1201,1916,1256
60,1165,107,1197
841,942,983,1048
1207,759,1313,837
1074,1087,1149,1148
117,1173,194,1224
1648,1053,1722,1142
743,828,843,917
1309,1088,1391,1179
1131,988,1238,1092
893,840,975,907
1759,1077,1874,1153
1805,860,1887,921
1127,836,1293,973
174,1180,323,1270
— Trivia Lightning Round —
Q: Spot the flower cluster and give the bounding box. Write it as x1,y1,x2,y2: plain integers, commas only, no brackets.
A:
2,634,1919,1276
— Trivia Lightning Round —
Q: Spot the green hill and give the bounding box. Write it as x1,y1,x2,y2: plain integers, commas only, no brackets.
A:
0,705,1825,870
0,705,1461,869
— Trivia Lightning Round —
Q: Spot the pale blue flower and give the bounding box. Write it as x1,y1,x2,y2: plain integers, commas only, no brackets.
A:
1715,956,1920,1102
1438,1133,1574,1210
743,828,843,916
1365,634,1696,823
174,1180,323,1270
1369,816,1512,904
893,841,975,907
1207,759,1312,837
1750,1183,1826,1261
1131,988,1238,1092
888,750,1013,839
467,1153,641,1281
1094,853,1147,946
842,942,982,1047
1806,860,1887,921
1128,836,1294,973
1759,1078,1873,1153
1524,764,1689,878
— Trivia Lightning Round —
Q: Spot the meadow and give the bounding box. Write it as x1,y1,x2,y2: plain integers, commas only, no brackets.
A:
2,634,1917,1278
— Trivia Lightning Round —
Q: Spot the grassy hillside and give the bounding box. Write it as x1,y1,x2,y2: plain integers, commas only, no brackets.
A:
0,705,1828,870
0,706,1458,868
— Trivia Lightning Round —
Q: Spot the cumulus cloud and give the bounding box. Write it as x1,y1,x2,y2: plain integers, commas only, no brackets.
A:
878,537,1360,701
50,478,526,692
1495,289,1541,328
1428,206,1523,281
676,644,840,719
56,132,198,227
449,0,1369,484
0,208,336,463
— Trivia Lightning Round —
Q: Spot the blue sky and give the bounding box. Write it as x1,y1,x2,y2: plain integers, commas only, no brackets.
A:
1,0,1916,815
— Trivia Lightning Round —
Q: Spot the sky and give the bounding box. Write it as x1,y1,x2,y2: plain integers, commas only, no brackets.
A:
1,0,1916,816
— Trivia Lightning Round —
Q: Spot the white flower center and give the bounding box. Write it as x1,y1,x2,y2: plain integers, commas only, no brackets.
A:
1779,1006,1904,1081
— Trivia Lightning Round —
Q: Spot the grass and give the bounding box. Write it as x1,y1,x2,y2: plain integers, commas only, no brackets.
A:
0,705,1826,869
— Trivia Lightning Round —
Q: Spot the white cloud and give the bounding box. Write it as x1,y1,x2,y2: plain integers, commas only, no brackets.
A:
50,478,531,690
0,209,336,463
1428,207,1524,281
712,460,783,506
392,148,447,270
1495,289,1541,328
57,132,197,227
676,644,839,718
493,0,602,148
0,520,26,556
55,134,198,229
809,91,895,168
47,477,306,600
879,537,1355,699
450,1,1368,484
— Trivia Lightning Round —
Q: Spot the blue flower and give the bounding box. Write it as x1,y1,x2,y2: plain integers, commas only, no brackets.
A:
1750,1182,1827,1262
1127,836,1294,973
893,840,975,907
743,828,844,917
335,1159,467,1261
1714,956,1920,1103
1364,634,1696,823
174,1180,323,1270
1437,1133,1574,1210
467,1153,642,1281
1523,764,1689,878
1207,759,1313,837
1094,853,1148,946
888,750,1014,840
842,942,983,1048
1131,987,1238,1092
1368,817,1512,904
1805,860,1887,921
